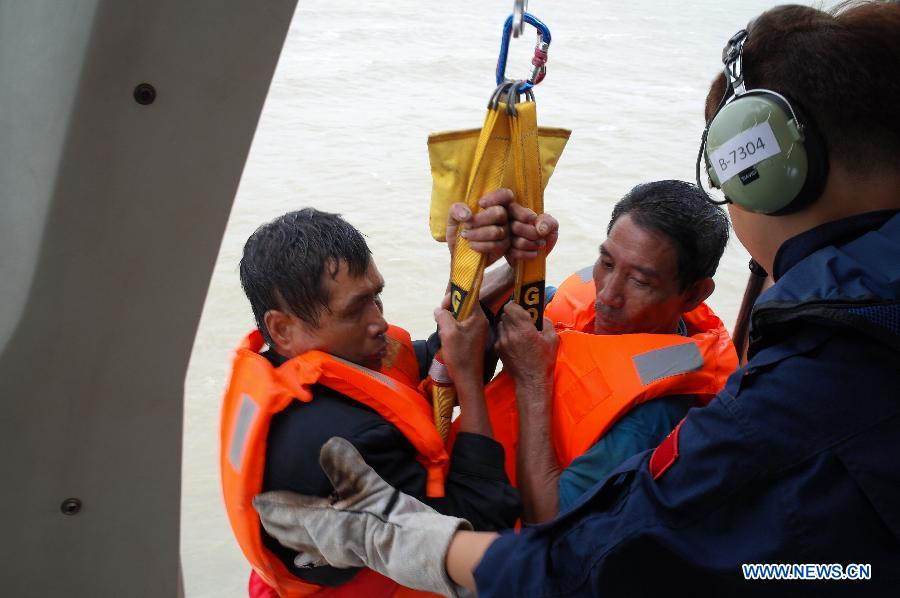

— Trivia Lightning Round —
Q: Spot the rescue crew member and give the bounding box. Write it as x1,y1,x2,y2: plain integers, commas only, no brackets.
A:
252,2,900,595
485,180,735,523
221,199,522,597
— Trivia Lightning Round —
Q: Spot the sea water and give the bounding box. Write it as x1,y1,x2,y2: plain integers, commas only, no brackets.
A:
181,1,835,594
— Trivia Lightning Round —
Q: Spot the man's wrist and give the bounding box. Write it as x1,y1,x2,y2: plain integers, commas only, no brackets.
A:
516,396,551,421
511,375,553,397
453,377,486,401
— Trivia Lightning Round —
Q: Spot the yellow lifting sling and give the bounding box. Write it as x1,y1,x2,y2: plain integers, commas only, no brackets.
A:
425,13,570,439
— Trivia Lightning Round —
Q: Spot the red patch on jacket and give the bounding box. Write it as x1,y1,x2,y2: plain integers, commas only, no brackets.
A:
649,418,685,480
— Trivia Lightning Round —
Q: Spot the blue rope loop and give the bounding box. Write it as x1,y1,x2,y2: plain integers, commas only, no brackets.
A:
496,12,551,93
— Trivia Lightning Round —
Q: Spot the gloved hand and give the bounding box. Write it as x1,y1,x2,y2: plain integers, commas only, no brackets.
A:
253,436,472,597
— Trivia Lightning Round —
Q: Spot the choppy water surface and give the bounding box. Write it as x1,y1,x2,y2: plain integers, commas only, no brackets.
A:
181,1,836,594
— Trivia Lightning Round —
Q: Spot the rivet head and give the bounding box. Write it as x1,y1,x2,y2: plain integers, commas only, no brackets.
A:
60,498,82,516
133,83,157,105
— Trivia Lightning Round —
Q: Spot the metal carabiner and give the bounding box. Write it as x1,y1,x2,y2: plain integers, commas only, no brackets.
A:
512,0,528,38
495,12,551,94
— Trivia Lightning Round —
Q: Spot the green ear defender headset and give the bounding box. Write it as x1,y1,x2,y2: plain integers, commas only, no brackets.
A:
696,29,829,215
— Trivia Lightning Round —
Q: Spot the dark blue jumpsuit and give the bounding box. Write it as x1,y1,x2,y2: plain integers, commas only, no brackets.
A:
474,210,900,596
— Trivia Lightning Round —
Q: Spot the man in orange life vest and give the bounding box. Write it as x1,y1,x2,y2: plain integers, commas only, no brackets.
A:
220,198,522,597
485,180,737,523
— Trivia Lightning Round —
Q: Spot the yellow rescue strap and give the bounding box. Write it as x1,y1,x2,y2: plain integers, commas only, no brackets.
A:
508,98,548,329
425,10,570,439
426,85,570,439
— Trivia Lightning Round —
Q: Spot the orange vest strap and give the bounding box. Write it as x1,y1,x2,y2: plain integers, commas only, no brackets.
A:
544,265,596,332
221,326,447,597
259,331,448,498
484,269,739,476
550,323,735,466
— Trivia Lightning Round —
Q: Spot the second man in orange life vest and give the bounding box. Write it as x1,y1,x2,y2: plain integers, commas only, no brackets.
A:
221,194,524,597
487,180,738,523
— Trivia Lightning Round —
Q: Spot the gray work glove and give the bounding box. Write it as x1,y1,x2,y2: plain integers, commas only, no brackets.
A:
253,436,473,598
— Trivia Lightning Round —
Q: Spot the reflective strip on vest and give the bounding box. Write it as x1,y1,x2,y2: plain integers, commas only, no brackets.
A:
633,342,704,385
229,393,259,471
333,356,398,390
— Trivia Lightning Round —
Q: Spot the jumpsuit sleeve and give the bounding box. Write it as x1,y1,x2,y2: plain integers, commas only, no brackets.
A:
474,326,900,596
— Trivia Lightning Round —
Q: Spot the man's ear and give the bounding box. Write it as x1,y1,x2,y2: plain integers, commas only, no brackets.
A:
263,309,296,354
681,277,715,313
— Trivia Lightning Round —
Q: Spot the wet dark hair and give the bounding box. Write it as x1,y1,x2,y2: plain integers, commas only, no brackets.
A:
239,208,371,344
609,180,730,290
705,1,900,177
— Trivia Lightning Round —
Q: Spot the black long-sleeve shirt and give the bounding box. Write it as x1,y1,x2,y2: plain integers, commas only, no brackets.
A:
261,331,521,585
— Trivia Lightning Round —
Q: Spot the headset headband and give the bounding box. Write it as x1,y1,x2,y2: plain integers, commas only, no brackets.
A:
695,31,750,205
722,29,748,96
713,27,809,167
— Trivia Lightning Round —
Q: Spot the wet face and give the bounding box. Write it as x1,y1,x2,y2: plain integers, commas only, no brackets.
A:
272,258,389,369
591,214,697,335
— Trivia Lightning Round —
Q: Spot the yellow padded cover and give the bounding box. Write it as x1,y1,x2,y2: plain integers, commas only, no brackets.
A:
427,126,570,241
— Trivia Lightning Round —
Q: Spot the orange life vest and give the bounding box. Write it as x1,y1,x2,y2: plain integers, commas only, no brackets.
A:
484,268,738,483
220,325,446,598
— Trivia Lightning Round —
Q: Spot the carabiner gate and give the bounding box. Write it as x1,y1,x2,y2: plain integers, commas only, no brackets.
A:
496,12,551,94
